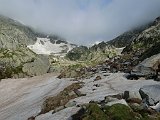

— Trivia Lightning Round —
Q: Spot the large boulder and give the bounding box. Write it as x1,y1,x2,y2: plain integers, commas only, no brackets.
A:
22,55,49,76
139,85,160,106
127,65,157,80
132,65,155,76
0,47,50,79
123,91,142,101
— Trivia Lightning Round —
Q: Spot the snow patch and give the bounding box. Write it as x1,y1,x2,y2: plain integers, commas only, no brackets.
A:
0,73,73,120
27,37,75,56
0,73,159,120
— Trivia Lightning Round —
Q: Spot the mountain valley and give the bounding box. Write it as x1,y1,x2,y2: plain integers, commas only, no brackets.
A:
0,15,160,120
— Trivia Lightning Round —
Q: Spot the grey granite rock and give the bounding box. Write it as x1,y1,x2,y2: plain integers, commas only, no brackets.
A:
139,85,160,106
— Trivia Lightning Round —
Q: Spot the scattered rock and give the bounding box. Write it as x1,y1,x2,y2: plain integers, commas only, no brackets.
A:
110,94,123,100
105,99,128,106
53,106,65,113
129,91,142,100
40,83,82,114
127,98,142,104
105,96,119,103
94,76,102,81
103,73,110,76
68,91,76,96
123,91,129,100
28,116,35,120
73,89,86,97
93,84,102,87
126,74,139,80
150,102,160,112
65,101,77,108
123,91,142,100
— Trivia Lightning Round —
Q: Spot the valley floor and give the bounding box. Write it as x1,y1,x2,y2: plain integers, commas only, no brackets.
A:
0,72,159,120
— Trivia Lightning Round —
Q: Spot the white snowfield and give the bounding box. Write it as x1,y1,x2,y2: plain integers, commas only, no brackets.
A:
0,73,73,120
27,37,75,56
36,73,159,120
0,72,158,120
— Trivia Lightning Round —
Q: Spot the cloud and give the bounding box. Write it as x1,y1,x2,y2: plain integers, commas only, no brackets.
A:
0,0,160,45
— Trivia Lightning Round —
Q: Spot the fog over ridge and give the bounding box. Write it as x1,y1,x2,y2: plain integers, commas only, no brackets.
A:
0,0,160,45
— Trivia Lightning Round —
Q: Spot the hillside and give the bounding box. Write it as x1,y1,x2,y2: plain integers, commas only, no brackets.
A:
66,42,119,62
123,17,160,61
1,14,160,120
0,16,50,79
107,25,150,48
0,15,36,49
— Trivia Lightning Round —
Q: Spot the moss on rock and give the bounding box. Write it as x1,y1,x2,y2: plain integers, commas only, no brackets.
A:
104,104,141,120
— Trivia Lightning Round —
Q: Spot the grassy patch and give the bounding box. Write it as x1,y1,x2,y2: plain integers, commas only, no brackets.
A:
72,103,160,120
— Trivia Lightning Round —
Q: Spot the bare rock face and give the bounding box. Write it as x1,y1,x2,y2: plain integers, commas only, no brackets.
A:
22,55,50,76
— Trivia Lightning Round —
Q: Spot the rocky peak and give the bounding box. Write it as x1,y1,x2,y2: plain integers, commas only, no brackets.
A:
152,16,160,26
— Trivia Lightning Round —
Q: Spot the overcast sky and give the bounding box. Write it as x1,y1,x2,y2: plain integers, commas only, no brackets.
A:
0,0,160,45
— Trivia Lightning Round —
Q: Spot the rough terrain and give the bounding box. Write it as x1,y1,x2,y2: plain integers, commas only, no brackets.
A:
0,72,159,120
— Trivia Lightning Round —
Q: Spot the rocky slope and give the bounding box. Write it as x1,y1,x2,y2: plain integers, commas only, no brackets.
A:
0,15,51,78
0,15,36,49
0,14,160,120
1,72,160,120
123,17,160,61
66,42,119,62
107,25,150,48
